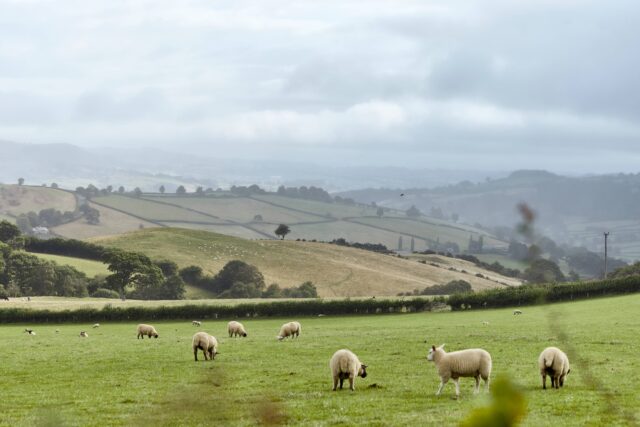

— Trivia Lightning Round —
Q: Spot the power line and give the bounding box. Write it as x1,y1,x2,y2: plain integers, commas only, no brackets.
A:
604,232,610,278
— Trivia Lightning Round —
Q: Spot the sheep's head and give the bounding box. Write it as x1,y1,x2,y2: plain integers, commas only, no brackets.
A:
153,333,159,338
276,335,284,341
242,332,247,337
359,364,368,378
427,344,445,361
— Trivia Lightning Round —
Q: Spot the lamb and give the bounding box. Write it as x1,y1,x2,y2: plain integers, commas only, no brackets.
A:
482,321,490,326
276,321,301,340
427,344,492,397
80,331,88,338
330,349,368,391
92,323,100,328
538,347,570,389
228,321,247,337
192,320,201,327
192,332,218,361
136,324,159,339
513,310,523,315
24,329,36,336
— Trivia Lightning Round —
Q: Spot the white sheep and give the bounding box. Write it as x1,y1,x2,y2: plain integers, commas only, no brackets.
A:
80,331,88,338
330,349,368,391
192,320,201,327
136,324,159,339
482,321,490,326
276,321,301,340
513,309,523,315
228,321,247,337
427,344,492,397
24,329,36,336
538,347,570,389
92,323,100,328
192,332,218,361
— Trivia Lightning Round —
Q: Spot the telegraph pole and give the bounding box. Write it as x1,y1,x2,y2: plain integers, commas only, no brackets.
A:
604,232,610,279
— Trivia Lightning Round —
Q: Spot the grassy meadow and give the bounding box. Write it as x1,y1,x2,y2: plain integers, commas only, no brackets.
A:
1,294,638,426
92,228,521,296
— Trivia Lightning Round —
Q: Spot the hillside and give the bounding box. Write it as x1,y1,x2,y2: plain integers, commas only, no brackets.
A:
93,228,521,297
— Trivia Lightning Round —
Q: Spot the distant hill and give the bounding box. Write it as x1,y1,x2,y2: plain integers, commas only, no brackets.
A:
93,228,521,297
340,170,640,262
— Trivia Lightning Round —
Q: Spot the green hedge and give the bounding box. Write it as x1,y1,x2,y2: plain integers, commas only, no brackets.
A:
0,298,438,323
447,276,640,311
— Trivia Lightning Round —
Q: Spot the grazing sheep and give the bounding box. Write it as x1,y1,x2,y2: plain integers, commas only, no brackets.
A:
276,321,301,340
55,329,60,334
330,349,368,391
92,323,100,328
1,296,9,301
24,329,36,336
482,321,490,326
192,320,201,327
427,344,492,397
192,332,218,361
538,347,570,389
228,321,247,337
136,324,159,339
80,331,88,338
513,310,523,315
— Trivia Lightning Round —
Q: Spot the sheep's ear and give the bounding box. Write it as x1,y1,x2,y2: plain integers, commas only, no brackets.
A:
439,344,445,349
361,364,368,369
431,345,436,351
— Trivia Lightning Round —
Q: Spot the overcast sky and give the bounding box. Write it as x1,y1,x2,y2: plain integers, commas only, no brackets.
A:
1,0,639,172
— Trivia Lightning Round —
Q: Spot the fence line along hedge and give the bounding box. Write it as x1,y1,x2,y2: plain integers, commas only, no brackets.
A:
0,298,439,323
447,276,640,311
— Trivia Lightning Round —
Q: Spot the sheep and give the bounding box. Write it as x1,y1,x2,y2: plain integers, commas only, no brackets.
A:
482,321,490,326
276,321,301,340
192,320,201,327
427,344,492,397
513,309,523,315
228,321,247,337
80,331,88,338
192,332,218,361
136,324,159,339
92,323,100,328
330,349,368,391
538,347,570,390
24,329,36,336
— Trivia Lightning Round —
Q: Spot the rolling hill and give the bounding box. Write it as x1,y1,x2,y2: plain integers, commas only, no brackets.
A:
93,228,521,297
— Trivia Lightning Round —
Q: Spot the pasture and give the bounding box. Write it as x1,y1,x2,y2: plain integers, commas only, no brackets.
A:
1,295,638,426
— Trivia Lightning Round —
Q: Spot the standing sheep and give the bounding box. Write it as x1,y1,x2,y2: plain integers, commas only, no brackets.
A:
330,349,368,391
276,321,301,340
24,329,36,336
538,347,570,389
427,344,492,397
92,323,100,328
228,321,247,337
513,310,523,315
192,332,218,361
192,320,201,327
136,324,159,339
80,331,88,338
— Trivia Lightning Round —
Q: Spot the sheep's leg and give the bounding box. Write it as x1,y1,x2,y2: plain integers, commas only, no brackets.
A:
436,378,448,396
194,349,198,362
453,378,460,398
559,374,565,387
349,376,355,391
474,376,480,394
332,377,338,391
484,376,490,393
542,374,547,389
551,376,556,389
339,378,344,389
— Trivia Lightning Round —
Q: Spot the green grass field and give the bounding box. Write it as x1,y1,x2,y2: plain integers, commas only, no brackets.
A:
0,294,638,426
30,253,110,277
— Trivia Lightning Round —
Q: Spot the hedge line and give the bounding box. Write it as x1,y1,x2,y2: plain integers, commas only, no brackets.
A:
448,276,640,311
0,298,438,323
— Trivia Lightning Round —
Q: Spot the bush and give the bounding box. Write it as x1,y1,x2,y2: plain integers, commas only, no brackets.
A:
91,288,121,299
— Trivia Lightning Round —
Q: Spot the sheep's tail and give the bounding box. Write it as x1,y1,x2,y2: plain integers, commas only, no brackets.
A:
544,355,554,368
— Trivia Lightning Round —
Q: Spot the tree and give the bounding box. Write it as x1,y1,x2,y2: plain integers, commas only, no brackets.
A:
195,186,204,196
155,259,179,277
275,224,290,240
18,178,24,185
523,259,565,284
104,251,161,297
253,214,263,222
179,265,203,285
118,186,125,194
133,187,143,198
159,185,165,194
211,260,265,295
406,205,421,217
0,220,21,243
451,213,459,223
51,183,59,189
376,207,384,218
176,185,186,195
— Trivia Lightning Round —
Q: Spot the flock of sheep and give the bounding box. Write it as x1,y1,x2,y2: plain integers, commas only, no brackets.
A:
23,315,572,395
129,317,570,395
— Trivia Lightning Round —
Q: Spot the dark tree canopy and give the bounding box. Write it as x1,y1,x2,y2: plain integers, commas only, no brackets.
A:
275,224,291,240
523,259,566,284
0,220,21,243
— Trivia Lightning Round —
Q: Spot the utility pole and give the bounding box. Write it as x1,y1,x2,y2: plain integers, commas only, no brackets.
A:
604,232,610,279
